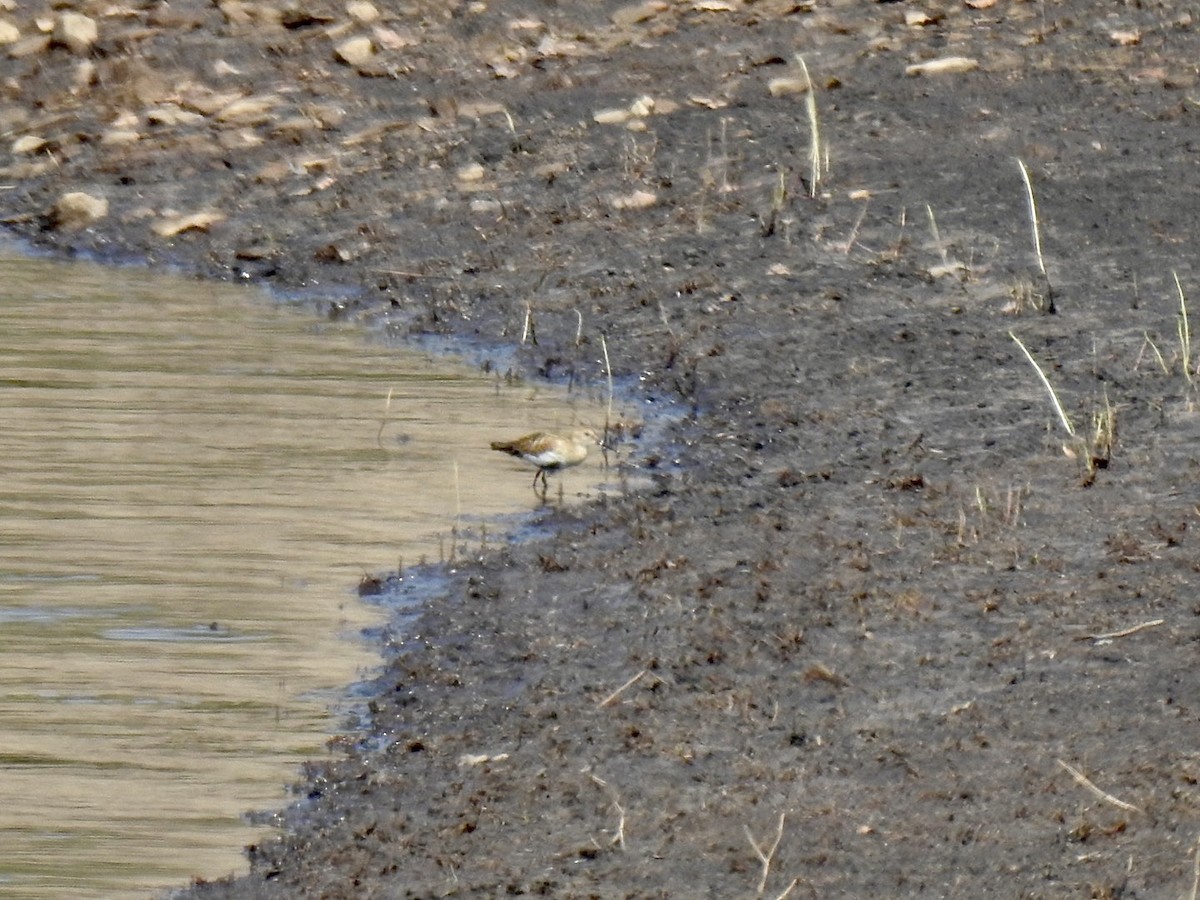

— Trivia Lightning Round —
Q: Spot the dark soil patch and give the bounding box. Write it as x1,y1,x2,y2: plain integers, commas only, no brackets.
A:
4,1,1200,897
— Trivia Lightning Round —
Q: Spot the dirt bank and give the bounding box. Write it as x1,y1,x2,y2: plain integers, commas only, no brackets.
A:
4,1,1200,896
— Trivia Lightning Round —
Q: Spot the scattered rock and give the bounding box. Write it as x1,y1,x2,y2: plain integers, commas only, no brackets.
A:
314,243,354,263
905,56,980,77
458,752,509,767
372,25,416,51
335,35,374,67
610,189,657,210
768,76,810,97
611,1,666,28
7,34,50,58
146,105,205,127
214,95,279,125
346,1,380,24
180,90,247,118
594,95,659,126
0,19,18,44
152,211,225,238
594,107,633,125
52,13,97,55
52,191,108,230
100,128,140,146
12,134,46,155
456,162,485,183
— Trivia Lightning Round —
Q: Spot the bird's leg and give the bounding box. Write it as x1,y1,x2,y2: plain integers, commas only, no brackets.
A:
532,468,550,498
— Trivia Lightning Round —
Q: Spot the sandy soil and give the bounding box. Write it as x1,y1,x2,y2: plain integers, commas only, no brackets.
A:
5,1,1200,897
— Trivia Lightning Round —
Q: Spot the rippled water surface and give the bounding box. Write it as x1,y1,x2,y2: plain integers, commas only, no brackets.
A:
0,255,609,898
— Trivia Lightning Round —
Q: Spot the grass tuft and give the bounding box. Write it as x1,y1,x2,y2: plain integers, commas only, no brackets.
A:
795,54,824,198
1175,270,1192,383
1016,158,1055,313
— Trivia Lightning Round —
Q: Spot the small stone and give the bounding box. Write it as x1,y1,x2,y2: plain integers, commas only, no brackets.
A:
146,105,205,127
100,129,140,145
214,95,278,124
610,189,657,210
52,13,98,55
7,34,50,58
594,108,631,125
335,36,374,67
152,211,225,238
768,76,810,97
456,162,485,183
72,60,96,92
628,95,655,117
905,56,979,77
611,1,666,28
0,19,19,44
346,1,379,23
12,134,46,154
180,89,246,117
53,191,108,230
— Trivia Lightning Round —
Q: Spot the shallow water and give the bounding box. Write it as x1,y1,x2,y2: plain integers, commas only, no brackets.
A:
0,255,610,898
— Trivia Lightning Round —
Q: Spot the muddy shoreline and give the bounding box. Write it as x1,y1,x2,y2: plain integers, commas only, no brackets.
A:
5,2,1200,896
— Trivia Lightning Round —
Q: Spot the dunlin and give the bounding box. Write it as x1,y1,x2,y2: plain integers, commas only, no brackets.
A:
490,428,599,495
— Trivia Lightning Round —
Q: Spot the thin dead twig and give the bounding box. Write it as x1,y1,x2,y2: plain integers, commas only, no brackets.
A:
1073,618,1165,644
598,668,647,708
587,773,627,850
1188,834,1200,900
1055,759,1142,813
745,811,788,895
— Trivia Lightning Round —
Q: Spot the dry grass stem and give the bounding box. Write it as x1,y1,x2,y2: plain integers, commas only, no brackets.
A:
926,203,948,268
1188,835,1200,900
376,386,393,448
1010,331,1076,437
1017,158,1055,312
1074,618,1164,643
521,303,537,346
587,774,628,850
598,668,647,707
601,333,615,441
843,199,868,254
745,811,788,895
1017,158,1046,278
1175,270,1192,383
1137,332,1170,375
794,54,823,197
1055,759,1142,813
1089,388,1116,467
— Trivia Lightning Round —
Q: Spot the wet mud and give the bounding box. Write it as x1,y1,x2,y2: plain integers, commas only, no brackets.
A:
4,1,1200,896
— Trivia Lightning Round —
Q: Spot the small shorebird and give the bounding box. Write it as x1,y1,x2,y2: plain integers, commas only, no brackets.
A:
490,428,599,496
